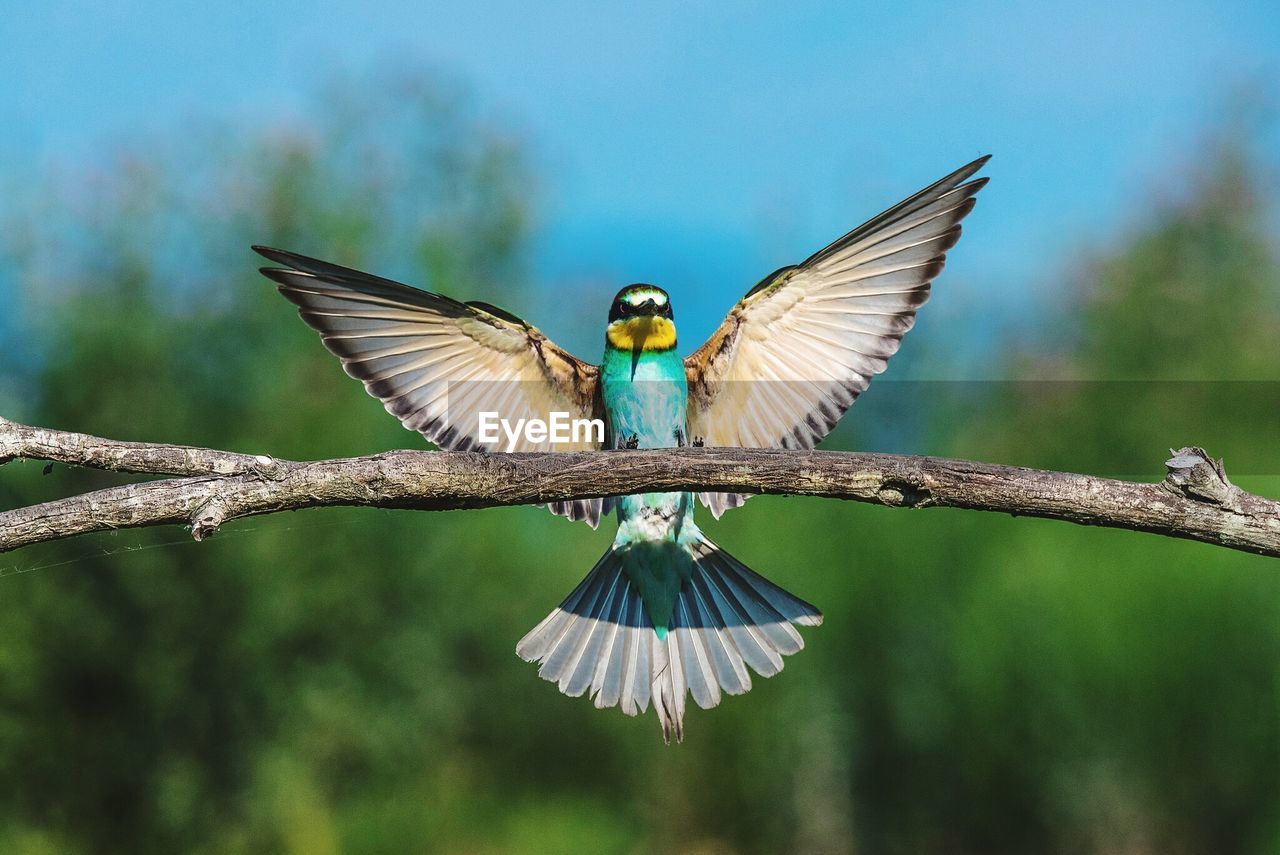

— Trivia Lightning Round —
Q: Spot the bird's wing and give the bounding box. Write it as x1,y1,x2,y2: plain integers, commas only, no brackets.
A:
255,246,608,527
684,156,990,517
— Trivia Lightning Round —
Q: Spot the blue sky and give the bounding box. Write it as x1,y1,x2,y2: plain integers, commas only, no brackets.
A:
4,0,1278,362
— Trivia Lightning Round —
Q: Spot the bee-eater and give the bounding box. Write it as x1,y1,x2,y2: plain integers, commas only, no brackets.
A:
255,155,989,741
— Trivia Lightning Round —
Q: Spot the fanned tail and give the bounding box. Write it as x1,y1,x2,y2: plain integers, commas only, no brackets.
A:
516,532,822,742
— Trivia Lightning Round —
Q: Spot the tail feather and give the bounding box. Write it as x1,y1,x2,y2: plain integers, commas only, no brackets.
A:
563,571,625,697
517,532,822,742
675,599,720,710
692,565,784,677
617,592,651,715
699,545,806,656
684,576,752,695
722,550,824,628
654,629,687,742
588,585,627,706
581,568,633,695
688,570,759,689
536,555,619,693
516,564,599,662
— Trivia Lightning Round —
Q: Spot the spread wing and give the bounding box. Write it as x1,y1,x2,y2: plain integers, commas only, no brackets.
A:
255,246,607,527
684,156,990,517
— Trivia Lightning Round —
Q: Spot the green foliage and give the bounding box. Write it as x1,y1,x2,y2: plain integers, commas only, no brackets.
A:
1,76,1277,853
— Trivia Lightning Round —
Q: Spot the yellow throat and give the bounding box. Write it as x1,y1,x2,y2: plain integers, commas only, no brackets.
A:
606,316,677,352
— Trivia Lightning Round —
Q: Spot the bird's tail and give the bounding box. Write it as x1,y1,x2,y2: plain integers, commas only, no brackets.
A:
516,532,822,742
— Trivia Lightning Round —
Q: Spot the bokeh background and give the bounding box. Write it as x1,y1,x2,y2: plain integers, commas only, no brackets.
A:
2,3,1279,853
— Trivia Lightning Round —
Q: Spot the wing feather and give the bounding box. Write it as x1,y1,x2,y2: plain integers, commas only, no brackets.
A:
255,246,606,527
685,157,990,516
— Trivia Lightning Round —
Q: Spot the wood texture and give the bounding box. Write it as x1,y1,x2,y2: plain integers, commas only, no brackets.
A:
2,417,1277,558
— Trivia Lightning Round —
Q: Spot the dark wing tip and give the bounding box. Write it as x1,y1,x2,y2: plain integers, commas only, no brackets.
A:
937,223,964,253
252,245,299,267
903,286,932,309
800,157,991,270
465,300,528,326
258,266,316,288
253,247,459,311
943,155,992,189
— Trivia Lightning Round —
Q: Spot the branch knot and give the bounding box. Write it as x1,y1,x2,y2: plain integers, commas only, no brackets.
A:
190,496,230,542
1164,447,1240,510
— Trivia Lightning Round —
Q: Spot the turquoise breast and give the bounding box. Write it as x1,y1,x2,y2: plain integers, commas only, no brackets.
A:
600,346,688,450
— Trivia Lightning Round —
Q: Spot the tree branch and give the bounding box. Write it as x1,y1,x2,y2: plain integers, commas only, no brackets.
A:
1,417,1277,558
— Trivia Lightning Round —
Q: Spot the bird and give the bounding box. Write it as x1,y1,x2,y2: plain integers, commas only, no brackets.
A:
254,155,989,742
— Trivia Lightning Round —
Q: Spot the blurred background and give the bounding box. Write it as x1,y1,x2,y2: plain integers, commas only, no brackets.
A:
2,2,1279,853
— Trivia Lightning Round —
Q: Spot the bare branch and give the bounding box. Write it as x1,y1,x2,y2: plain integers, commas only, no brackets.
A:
0,417,284,478
1,418,1277,558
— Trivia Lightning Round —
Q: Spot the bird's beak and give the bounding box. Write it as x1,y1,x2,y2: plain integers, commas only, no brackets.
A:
635,298,658,315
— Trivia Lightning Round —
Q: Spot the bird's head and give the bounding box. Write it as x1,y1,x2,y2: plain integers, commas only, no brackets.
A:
606,284,676,351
